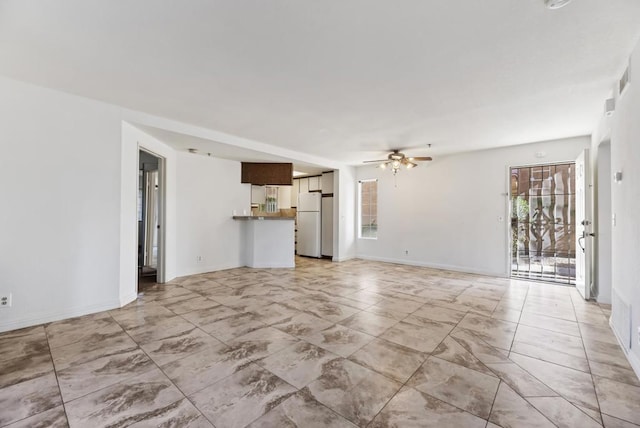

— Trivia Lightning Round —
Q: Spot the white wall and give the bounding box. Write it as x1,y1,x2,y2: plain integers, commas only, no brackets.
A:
335,166,357,261
0,76,124,331
607,40,640,375
594,142,612,304
176,152,249,275
356,137,589,276
0,77,250,332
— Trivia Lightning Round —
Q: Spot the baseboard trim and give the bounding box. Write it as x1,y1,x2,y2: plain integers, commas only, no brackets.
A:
177,263,244,277
356,254,507,278
609,316,640,380
0,299,122,334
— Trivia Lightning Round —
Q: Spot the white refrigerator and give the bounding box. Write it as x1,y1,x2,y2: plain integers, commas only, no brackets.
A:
297,193,322,257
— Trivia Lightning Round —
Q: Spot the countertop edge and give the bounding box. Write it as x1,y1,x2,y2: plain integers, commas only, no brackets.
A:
232,216,295,220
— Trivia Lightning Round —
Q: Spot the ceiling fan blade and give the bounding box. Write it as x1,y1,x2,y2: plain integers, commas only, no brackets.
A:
410,156,433,161
363,159,388,163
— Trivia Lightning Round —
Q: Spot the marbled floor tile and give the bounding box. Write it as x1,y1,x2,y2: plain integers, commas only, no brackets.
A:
343,290,386,306
362,304,409,321
594,376,640,425
258,341,340,388
250,302,302,325
574,308,610,326
57,348,155,402
580,322,619,345
65,368,185,427
189,363,297,428
486,362,556,397
270,312,333,338
371,296,424,315
431,336,496,377
303,358,402,427
50,330,138,371
125,316,197,345
201,311,267,342
406,357,500,419
348,338,428,383
4,405,68,428
161,296,221,315
453,294,500,314
247,390,357,428
509,352,600,412
141,327,224,366
151,290,203,307
182,305,239,329
511,341,591,372
0,352,54,389
528,396,603,428
161,341,251,396
491,307,522,323
518,312,581,337
0,325,44,341
369,387,486,428
515,324,586,357
329,295,373,310
449,328,511,364
140,285,194,302
127,398,213,427
488,383,555,428
228,327,300,361
457,313,517,350
0,373,62,426
410,303,466,325
589,361,640,387
379,320,451,353
45,314,124,349
109,302,176,329
602,414,640,427
338,311,398,336
303,301,361,323
0,328,48,362
584,338,633,369
302,324,375,358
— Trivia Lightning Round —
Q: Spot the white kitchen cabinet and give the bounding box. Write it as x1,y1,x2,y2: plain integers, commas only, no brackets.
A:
308,176,321,191
291,179,299,207
278,185,292,209
299,177,309,194
251,185,266,205
321,171,334,194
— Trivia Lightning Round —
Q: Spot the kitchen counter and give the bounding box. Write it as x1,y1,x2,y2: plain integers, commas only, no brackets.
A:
233,215,295,268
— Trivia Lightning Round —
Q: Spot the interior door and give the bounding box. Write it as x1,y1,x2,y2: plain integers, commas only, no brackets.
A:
575,149,592,299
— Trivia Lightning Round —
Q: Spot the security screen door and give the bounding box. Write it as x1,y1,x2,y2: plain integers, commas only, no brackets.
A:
510,162,576,284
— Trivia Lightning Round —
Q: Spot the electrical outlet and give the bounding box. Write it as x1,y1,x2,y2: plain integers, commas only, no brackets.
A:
196,256,203,263
405,250,409,255
0,293,12,308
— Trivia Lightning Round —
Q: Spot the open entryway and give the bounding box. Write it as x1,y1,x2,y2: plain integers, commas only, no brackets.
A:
509,162,577,285
137,149,165,292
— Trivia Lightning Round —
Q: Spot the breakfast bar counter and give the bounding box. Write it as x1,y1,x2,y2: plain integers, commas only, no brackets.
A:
233,216,295,268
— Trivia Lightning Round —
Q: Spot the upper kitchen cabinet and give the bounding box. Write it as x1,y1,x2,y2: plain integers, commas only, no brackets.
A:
291,179,299,207
241,162,293,185
321,171,334,195
308,176,321,192
299,177,309,194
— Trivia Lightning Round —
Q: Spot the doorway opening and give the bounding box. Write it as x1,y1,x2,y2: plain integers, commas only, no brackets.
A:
138,149,164,292
510,162,576,285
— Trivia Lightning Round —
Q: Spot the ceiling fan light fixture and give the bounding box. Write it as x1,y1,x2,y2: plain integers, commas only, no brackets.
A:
544,0,572,10
378,162,388,170
405,161,417,169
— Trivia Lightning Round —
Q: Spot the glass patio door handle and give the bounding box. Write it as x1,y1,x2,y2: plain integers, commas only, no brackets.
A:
578,232,586,253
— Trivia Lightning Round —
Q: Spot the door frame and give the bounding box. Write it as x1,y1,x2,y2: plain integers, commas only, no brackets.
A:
138,147,167,285
506,159,579,283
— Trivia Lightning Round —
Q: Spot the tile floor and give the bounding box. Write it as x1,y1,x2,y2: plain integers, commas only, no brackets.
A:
1,258,639,427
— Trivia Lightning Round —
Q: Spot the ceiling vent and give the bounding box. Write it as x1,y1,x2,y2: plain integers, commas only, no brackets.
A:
544,0,572,9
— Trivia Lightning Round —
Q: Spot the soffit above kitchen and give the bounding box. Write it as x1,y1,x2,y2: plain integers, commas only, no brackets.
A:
1,0,639,163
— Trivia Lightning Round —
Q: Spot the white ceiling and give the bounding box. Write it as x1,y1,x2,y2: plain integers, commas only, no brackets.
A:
1,0,639,164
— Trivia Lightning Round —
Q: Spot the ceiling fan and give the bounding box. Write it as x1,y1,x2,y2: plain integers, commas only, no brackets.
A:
363,149,432,174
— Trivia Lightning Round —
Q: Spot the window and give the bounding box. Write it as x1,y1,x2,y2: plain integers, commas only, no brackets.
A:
359,179,378,239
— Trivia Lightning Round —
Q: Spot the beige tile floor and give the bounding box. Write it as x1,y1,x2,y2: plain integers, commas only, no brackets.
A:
1,257,639,427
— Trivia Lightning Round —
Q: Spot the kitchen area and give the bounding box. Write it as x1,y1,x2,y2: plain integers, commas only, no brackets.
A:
233,162,335,268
